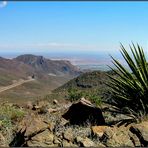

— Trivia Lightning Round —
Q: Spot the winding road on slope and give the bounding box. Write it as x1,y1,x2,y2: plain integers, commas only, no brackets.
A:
0,78,35,93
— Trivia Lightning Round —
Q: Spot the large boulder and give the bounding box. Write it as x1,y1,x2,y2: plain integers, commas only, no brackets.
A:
102,126,134,147
27,129,55,147
19,114,49,137
9,113,52,147
62,98,105,125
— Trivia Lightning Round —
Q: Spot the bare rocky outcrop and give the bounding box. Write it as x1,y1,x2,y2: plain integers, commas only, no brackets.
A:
27,129,55,147
102,126,134,147
4,99,148,147
9,113,53,147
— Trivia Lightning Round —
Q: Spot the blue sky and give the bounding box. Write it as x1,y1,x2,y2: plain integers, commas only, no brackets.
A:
0,1,148,56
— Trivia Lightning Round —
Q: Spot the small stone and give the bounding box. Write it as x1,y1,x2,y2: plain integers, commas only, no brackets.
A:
63,128,73,141
91,126,108,138
0,132,7,147
48,122,55,132
62,140,78,147
47,108,57,113
76,136,84,143
27,129,54,147
62,140,72,147
82,137,96,147
25,101,33,109
53,99,58,105
97,143,106,147
76,136,96,147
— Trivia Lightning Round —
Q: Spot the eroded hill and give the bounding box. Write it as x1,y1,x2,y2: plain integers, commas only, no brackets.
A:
0,55,81,103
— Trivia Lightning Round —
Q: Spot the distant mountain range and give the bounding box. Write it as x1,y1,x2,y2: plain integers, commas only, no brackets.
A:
0,54,82,103
15,54,81,76
0,54,81,85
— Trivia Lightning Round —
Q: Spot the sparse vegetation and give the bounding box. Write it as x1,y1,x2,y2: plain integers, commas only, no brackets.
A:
68,88,83,102
108,43,148,121
67,88,102,106
54,71,110,106
0,104,25,145
0,105,25,130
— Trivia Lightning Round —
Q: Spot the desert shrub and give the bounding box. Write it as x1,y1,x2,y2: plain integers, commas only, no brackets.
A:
68,88,102,106
0,105,25,130
87,94,102,106
107,43,148,121
68,88,83,102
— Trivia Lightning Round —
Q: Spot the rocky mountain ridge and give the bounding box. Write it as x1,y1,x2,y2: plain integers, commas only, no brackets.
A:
0,54,81,86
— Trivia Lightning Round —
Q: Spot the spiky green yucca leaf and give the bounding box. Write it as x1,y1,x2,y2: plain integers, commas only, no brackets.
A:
108,43,148,120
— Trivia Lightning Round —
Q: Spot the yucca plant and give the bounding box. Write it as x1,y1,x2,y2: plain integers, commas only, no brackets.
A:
107,43,148,121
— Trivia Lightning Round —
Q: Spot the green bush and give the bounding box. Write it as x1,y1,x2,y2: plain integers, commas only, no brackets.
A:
87,94,102,106
68,88,83,102
108,43,148,121
68,88,102,106
0,105,25,130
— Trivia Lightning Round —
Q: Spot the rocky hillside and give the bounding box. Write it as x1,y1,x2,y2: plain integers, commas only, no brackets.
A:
0,57,35,86
0,55,82,103
55,70,110,91
51,70,115,103
1,98,148,147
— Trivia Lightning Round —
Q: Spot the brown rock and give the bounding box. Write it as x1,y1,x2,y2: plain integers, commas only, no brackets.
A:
97,143,106,147
63,128,74,142
83,137,96,147
62,140,77,147
47,108,57,113
25,101,33,109
32,105,40,110
104,126,134,147
60,118,69,126
80,97,92,106
27,129,54,147
0,132,8,147
62,98,105,125
76,136,96,147
53,99,58,105
91,126,108,138
18,114,48,137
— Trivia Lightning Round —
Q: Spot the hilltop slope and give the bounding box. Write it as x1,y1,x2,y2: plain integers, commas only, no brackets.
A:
49,70,114,103
0,55,81,102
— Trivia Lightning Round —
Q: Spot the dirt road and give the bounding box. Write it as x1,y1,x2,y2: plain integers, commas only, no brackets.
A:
0,78,35,93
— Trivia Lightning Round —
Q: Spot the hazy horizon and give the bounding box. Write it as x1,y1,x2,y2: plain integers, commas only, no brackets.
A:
0,1,148,70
